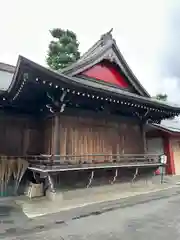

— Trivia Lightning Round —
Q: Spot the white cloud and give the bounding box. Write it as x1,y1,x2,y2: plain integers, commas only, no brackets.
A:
0,0,179,102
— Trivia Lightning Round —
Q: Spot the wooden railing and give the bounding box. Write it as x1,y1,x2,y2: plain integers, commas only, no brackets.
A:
0,154,162,167
23,153,161,167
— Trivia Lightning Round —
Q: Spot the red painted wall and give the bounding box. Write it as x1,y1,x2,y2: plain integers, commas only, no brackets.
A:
163,137,175,175
81,63,129,88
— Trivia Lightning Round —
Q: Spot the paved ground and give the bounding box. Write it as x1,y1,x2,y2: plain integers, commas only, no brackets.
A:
2,189,180,239
14,178,177,218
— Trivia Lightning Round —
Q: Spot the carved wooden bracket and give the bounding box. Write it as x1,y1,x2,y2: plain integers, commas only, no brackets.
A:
46,90,67,113
105,52,115,63
134,109,150,122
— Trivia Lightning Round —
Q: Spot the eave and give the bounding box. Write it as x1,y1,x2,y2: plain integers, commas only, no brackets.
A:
0,62,15,74
1,56,180,122
149,123,180,135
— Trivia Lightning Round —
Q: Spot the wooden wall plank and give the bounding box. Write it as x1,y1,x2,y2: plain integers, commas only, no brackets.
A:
46,114,144,162
0,114,43,156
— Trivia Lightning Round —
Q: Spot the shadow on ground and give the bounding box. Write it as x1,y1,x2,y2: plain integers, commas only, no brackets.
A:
0,201,29,235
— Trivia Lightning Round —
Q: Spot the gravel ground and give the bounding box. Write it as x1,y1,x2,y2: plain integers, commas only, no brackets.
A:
2,192,180,239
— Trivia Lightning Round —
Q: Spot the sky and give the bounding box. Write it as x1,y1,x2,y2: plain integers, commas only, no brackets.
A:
0,0,180,102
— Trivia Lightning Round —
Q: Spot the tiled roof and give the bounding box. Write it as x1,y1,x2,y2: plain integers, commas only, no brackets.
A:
152,118,180,133
62,29,150,97
0,62,15,73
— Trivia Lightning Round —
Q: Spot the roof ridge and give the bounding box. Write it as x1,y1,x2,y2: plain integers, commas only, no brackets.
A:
80,28,114,60
62,29,114,73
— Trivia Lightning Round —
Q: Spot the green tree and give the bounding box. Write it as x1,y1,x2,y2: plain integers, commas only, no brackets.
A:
46,28,80,70
155,93,168,101
155,93,175,120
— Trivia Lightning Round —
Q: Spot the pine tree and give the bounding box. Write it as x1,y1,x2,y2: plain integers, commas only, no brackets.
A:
46,28,80,70
155,94,168,101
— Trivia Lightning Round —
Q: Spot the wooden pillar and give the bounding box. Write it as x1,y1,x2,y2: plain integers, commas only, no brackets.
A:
141,123,147,153
163,136,175,175
52,114,60,156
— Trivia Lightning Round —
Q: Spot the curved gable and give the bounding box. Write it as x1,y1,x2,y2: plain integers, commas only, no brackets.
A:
62,30,150,97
